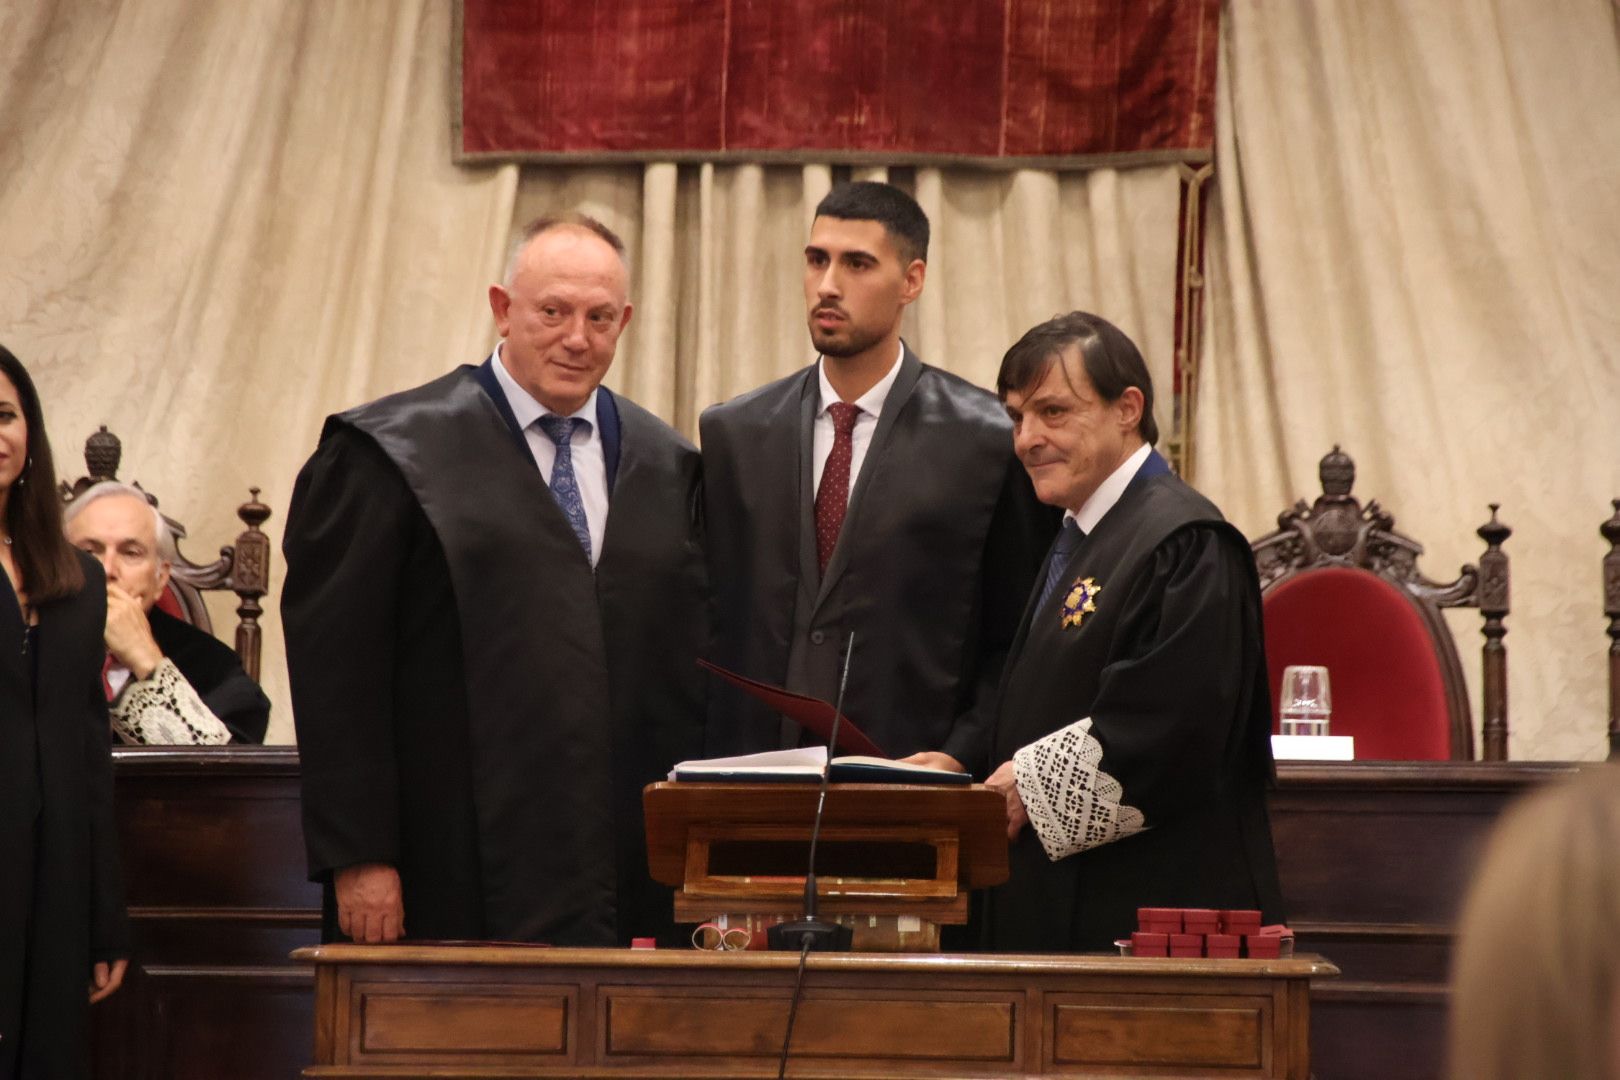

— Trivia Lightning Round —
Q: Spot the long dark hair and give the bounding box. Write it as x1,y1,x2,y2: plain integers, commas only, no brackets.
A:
0,345,84,602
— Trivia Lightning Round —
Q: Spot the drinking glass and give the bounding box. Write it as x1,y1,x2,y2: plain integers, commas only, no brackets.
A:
1279,665,1332,737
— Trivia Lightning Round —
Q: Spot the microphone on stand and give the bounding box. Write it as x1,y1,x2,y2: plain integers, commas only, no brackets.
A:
771,633,857,1080
767,630,857,952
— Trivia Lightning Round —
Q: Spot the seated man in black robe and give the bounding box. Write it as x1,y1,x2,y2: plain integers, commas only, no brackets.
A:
983,311,1285,951
282,214,706,948
64,481,270,744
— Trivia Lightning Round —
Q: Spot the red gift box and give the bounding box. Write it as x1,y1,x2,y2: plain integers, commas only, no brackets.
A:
1244,933,1281,959
1169,932,1203,958
1220,909,1263,935
1205,933,1240,959
1130,932,1169,958
1136,907,1182,934
1181,908,1220,934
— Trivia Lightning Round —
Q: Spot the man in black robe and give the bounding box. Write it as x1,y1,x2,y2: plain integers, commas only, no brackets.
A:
702,182,1053,774
281,215,706,947
65,482,270,744
984,311,1285,951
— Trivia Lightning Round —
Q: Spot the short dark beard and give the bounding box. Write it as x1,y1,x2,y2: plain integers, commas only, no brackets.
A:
809,319,887,359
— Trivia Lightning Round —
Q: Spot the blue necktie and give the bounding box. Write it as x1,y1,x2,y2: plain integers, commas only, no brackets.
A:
536,414,592,561
1036,518,1084,610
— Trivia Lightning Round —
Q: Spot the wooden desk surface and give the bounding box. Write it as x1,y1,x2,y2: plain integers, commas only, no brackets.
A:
295,944,1337,1079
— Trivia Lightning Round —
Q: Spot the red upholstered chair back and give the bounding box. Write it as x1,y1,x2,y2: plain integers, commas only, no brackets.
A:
1263,567,1457,760
1251,447,1512,761
151,582,188,625
60,426,273,681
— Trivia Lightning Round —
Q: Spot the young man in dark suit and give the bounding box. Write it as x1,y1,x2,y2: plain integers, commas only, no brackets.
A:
282,215,706,948
984,311,1285,951
701,181,1053,774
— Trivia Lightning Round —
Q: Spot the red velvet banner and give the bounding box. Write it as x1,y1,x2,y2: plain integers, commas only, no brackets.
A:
456,0,1219,165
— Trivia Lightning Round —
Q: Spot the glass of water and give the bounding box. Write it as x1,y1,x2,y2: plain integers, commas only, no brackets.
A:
1279,665,1332,737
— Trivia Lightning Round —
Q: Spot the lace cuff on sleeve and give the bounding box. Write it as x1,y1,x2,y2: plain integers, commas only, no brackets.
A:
1013,717,1147,861
110,658,233,746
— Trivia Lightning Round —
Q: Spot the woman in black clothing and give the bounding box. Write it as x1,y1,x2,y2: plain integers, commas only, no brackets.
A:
0,346,129,1080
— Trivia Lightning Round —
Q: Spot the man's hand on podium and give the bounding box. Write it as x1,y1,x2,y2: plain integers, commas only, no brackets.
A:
336,863,405,943
984,760,1028,841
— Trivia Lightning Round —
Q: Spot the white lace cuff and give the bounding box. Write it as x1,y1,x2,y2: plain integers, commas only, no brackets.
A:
110,657,233,746
1013,717,1147,861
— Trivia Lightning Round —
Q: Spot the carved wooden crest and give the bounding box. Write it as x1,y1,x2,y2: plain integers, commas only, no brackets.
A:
1251,446,1506,613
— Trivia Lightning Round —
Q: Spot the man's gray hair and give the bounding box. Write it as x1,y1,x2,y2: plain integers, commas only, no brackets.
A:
503,212,630,286
64,481,178,562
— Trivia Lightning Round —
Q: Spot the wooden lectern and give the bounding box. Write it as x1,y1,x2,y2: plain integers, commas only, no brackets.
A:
643,781,1008,950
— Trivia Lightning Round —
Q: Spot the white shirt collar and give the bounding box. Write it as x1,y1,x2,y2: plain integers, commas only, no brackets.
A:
1069,441,1153,534
490,343,597,429
816,340,904,418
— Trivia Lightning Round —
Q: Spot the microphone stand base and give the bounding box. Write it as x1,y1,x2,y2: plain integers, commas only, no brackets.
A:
766,918,854,952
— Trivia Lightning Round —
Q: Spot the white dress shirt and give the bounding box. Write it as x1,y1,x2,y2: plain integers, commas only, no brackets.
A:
490,345,608,566
812,341,905,496
1066,441,1153,535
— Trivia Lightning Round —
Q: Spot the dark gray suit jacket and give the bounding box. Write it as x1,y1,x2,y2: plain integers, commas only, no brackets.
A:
700,345,1055,772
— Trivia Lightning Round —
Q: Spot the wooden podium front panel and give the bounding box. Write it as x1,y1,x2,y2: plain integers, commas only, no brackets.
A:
601,986,1018,1062
321,967,581,1070
357,988,571,1055
1047,993,1268,1071
297,946,1333,1078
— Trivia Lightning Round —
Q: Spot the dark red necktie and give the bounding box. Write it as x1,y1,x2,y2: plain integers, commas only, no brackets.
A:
101,653,116,701
814,402,862,575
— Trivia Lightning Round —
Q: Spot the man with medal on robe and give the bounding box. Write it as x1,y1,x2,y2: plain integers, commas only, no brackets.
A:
984,311,1285,951
281,215,706,947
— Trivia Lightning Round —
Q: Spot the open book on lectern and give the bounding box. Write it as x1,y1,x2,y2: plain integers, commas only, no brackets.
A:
686,658,971,785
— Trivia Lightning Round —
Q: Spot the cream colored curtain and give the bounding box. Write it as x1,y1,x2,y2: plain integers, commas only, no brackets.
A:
1,0,1179,743
1201,0,1620,760
2,0,517,743
517,163,1181,440
18,0,1607,759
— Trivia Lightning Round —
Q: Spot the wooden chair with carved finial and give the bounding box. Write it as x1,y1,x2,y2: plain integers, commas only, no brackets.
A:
1250,446,1511,761
59,425,273,681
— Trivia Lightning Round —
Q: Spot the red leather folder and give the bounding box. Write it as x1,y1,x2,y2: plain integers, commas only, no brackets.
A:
697,658,887,759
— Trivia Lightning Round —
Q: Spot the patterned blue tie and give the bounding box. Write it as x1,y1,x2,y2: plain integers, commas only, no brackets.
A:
536,414,592,560
1036,518,1084,610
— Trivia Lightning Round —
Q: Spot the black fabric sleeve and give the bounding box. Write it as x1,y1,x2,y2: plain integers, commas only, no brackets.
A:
941,457,1058,775
1075,526,1259,828
281,426,414,881
83,582,131,963
155,615,273,743
206,672,271,744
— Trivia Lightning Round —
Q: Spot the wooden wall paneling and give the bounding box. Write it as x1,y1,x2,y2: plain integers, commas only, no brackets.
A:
94,747,322,1080
1269,761,1580,1080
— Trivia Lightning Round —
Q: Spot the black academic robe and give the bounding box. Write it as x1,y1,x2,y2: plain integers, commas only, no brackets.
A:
281,364,706,946
1,552,130,1080
140,608,270,743
701,346,1055,772
987,454,1285,951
